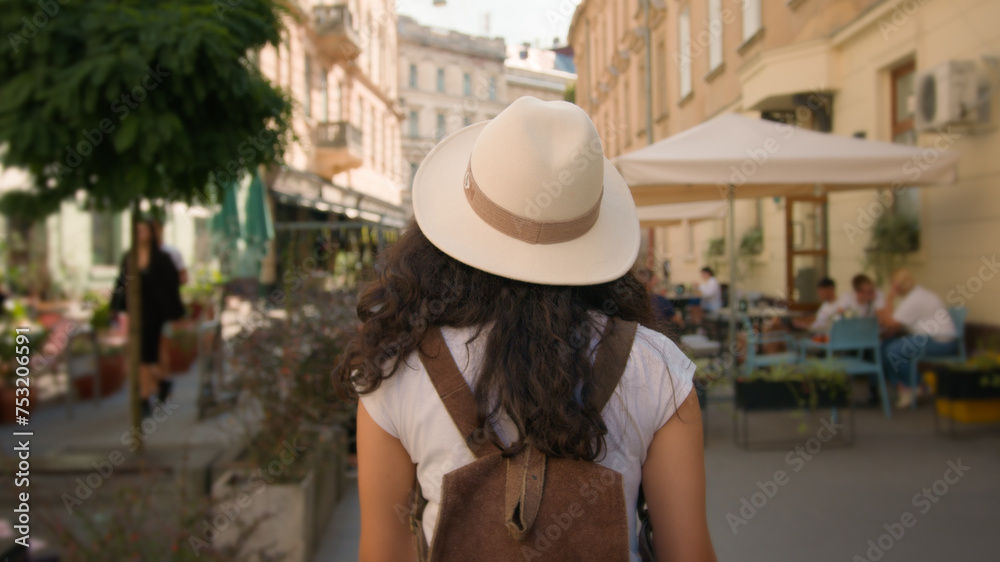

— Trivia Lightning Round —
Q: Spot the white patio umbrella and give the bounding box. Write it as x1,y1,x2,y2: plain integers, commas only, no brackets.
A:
614,113,960,350
637,200,726,227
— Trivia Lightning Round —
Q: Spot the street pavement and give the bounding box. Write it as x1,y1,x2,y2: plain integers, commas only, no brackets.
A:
4,368,997,562
314,392,1000,562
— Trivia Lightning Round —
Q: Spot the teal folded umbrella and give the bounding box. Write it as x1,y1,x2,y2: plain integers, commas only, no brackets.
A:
211,179,244,242
243,173,274,256
211,179,244,277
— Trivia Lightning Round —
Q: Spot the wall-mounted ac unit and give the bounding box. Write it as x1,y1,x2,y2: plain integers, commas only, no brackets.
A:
915,60,990,131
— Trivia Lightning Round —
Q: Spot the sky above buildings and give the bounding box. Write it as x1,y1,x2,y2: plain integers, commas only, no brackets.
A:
396,0,579,47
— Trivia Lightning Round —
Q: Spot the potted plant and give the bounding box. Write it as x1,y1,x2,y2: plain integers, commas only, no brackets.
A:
165,322,199,375
704,237,726,276
182,267,225,321
209,286,356,562
68,336,125,399
735,363,850,412
0,297,48,422
87,291,114,334
98,339,127,393
865,213,920,284
923,352,1000,425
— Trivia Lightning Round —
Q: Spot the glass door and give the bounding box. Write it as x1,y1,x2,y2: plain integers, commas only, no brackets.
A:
785,197,828,310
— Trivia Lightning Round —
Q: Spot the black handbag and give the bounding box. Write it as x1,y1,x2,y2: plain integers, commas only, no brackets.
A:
638,485,655,561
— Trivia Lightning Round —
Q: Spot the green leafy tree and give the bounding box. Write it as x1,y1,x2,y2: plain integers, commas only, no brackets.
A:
0,0,293,439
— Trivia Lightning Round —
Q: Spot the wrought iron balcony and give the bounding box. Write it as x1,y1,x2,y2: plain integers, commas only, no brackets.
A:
313,121,363,176
313,4,361,61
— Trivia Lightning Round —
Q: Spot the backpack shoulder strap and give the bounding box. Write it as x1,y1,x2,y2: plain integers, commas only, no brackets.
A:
587,318,639,412
417,325,497,459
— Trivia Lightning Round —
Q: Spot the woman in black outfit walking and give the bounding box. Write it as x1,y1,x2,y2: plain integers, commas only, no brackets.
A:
111,219,185,417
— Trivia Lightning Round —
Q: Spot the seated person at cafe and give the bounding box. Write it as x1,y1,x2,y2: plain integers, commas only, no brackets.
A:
841,273,885,318
793,277,839,333
637,267,683,332
876,269,958,409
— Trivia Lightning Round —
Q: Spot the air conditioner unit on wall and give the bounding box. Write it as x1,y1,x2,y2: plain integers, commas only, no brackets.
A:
915,60,991,131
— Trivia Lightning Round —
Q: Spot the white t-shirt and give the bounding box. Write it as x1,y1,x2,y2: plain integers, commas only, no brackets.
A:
359,318,696,561
698,276,722,311
893,285,957,343
162,244,186,273
809,299,840,332
838,290,885,318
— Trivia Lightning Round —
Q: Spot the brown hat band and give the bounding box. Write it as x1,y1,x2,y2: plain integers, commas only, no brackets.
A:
463,162,602,245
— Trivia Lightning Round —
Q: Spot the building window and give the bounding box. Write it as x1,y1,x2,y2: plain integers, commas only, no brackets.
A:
488,76,497,100
437,68,446,92
304,54,312,117
623,78,631,145
743,0,762,42
91,211,122,266
354,97,363,136
891,60,920,219
285,38,293,89
408,110,419,138
678,7,692,99
409,63,418,88
891,61,917,145
656,40,668,114
368,106,376,166
708,0,723,71
463,114,472,127
321,71,329,122
436,112,446,139
463,73,472,96
375,112,383,172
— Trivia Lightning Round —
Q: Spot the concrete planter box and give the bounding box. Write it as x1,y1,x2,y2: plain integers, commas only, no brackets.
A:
208,424,348,561
211,466,318,562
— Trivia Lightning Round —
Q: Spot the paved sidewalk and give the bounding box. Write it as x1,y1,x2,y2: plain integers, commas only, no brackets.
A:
0,367,237,457
6,371,997,562
314,475,360,562
313,397,1000,562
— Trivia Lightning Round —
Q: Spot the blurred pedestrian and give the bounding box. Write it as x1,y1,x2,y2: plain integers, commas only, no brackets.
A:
110,220,185,417
151,218,188,404
340,98,714,561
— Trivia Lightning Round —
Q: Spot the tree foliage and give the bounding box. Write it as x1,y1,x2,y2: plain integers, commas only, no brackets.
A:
0,0,293,218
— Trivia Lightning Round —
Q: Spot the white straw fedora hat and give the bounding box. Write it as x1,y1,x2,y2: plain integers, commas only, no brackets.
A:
412,96,639,286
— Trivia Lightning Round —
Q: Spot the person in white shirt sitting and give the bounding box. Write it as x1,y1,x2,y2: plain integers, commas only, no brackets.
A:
697,267,722,313
839,274,885,318
794,277,839,333
877,269,958,409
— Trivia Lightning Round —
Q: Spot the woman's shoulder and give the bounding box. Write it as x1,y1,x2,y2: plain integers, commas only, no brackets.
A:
631,323,694,373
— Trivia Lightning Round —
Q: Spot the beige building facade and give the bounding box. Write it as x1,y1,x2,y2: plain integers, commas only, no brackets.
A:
570,0,1000,329
259,0,406,221
397,18,579,207
397,15,509,204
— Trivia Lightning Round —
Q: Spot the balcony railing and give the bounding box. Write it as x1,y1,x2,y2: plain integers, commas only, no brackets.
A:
313,121,363,176
313,4,361,61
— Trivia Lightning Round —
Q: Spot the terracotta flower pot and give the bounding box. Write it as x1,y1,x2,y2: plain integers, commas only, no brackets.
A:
73,361,125,399
100,354,126,390
0,387,16,424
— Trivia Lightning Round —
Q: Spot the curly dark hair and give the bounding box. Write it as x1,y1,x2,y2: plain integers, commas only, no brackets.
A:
335,221,666,462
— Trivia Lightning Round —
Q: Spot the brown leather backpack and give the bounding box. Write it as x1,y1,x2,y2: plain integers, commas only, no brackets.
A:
409,318,639,561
